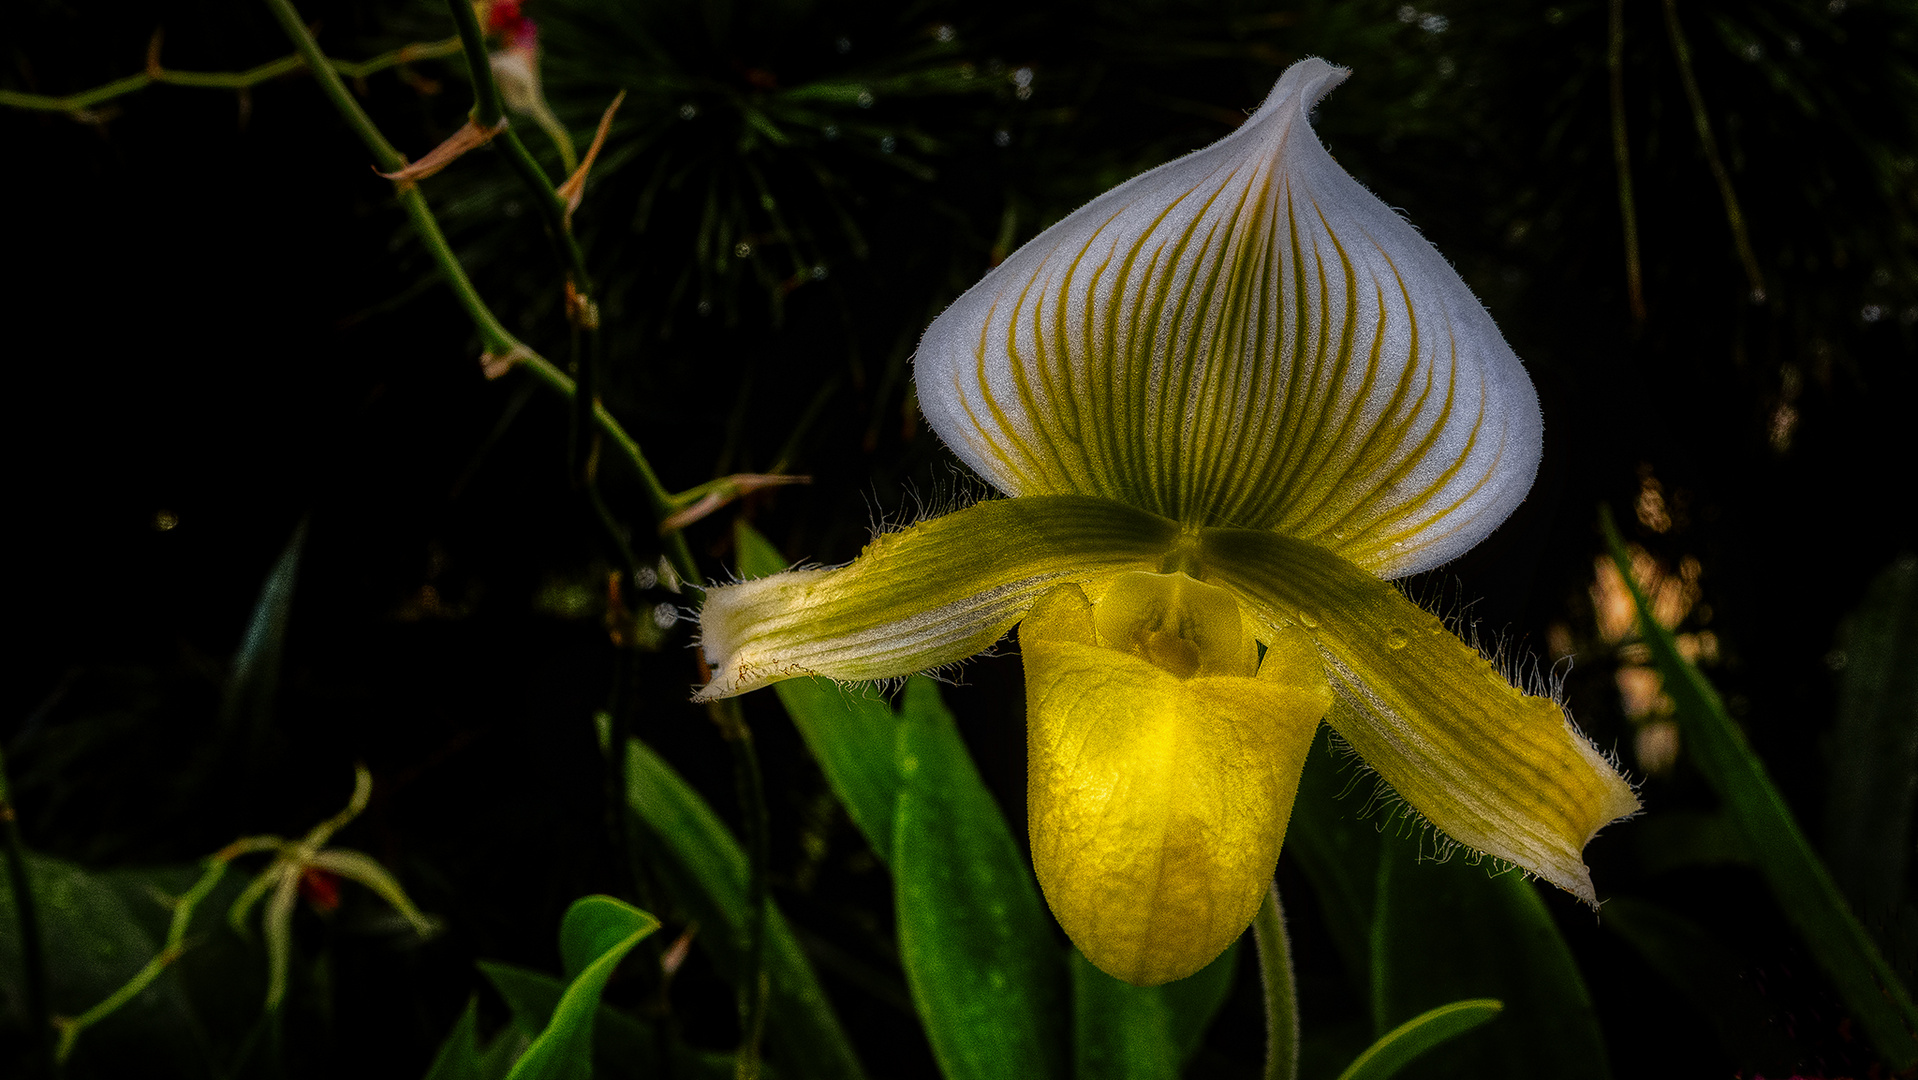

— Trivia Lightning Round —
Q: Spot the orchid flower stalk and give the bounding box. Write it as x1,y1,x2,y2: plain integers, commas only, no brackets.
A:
696,58,1638,987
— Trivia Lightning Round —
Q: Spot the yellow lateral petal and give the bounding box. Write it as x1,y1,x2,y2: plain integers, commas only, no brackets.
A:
1200,527,1640,903
1022,585,1329,986
696,496,1179,699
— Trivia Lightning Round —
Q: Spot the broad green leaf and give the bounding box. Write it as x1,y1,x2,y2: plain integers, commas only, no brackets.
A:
1599,897,1800,1069
422,996,484,1080
504,895,658,1080
622,737,869,1080
1602,509,1918,1067
0,853,221,1074
1370,841,1607,1080
1334,999,1503,1080
1065,874,1240,1075
893,677,1067,1080
1822,554,1918,934
222,517,306,732
737,521,905,858
1069,949,1179,1080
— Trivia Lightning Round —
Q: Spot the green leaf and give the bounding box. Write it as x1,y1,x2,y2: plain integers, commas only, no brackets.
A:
0,854,220,1074
622,737,870,1079
222,517,306,732
1601,509,1918,1067
503,895,658,1080
1284,739,1384,994
558,895,657,982
892,678,1067,1080
1069,949,1179,1080
1334,999,1503,1080
1370,843,1607,1080
480,960,736,1080
1822,554,1918,934
737,521,905,859
1159,941,1239,1063
1631,810,1752,876
422,996,484,1080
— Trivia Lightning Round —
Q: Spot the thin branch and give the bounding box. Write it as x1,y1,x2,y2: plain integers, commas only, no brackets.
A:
1660,0,1767,304
0,36,462,115
256,0,686,559
1607,0,1647,325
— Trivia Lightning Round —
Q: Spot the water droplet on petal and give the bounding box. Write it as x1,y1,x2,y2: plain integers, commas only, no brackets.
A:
1385,627,1410,650
1297,609,1320,629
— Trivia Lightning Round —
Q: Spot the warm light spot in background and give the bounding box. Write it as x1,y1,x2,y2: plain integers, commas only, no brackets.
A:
1587,465,1719,776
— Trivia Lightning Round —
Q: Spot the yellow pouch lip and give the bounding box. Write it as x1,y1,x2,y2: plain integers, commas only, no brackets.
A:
1021,580,1330,986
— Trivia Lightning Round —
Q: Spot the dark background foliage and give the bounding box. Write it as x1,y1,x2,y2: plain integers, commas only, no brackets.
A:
5,0,1916,1076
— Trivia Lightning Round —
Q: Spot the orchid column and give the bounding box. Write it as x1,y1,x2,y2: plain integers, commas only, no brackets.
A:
698,58,1638,987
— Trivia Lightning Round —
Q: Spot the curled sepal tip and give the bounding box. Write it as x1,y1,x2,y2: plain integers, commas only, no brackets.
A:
915,57,1541,577
1202,527,1640,903
696,496,1179,699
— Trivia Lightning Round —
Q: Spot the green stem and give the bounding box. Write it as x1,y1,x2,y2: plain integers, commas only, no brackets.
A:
1252,882,1299,1080
1659,0,1767,304
260,0,405,171
0,38,462,114
1606,0,1647,325
442,0,581,279
258,0,684,550
442,0,504,127
256,24,758,1075
0,743,52,1075
714,697,771,1080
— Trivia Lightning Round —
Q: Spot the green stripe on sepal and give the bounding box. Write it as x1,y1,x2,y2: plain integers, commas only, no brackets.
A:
1199,527,1639,903
698,496,1179,699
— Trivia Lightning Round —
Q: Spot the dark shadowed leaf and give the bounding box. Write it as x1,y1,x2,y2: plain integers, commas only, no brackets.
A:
1603,509,1918,1067
1371,843,1607,1080
1600,897,1800,1069
737,521,905,859
1069,948,1179,1080
221,518,307,735
622,737,869,1079
1822,554,1918,951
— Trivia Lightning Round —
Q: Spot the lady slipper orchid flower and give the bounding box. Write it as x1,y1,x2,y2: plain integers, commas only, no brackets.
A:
695,58,1638,987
